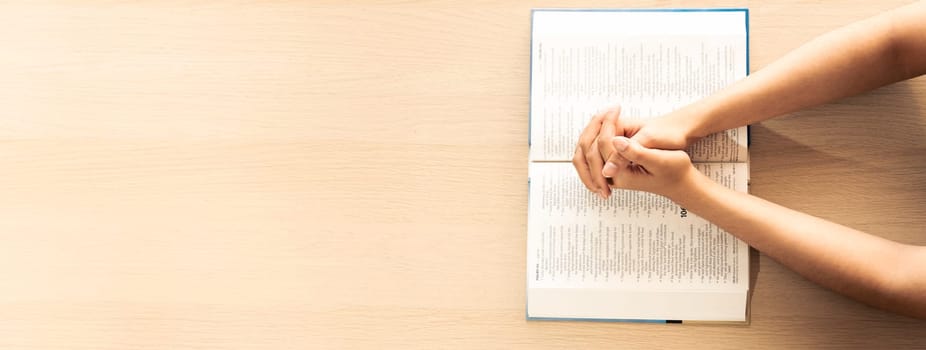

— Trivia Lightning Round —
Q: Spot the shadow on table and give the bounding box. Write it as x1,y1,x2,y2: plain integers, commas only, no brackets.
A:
742,79,926,345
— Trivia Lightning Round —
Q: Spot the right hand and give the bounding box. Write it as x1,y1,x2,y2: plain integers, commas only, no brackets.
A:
602,113,698,178
607,136,701,200
573,106,699,198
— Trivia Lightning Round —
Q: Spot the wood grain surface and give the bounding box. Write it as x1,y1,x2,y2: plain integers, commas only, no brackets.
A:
1,1,924,348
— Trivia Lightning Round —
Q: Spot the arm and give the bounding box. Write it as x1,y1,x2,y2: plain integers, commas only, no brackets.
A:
680,170,926,319
680,0,926,138
577,1,926,185
609,137,926,319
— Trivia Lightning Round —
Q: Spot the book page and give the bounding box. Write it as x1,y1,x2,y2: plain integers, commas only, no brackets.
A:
527,162,748,291
526,9,750,321
529,13,748,162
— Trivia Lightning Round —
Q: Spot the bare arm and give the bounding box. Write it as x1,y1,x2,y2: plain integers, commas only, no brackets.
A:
666,5,926,316
683,0,926,138
678,169,926,318
609,137,926,319
582,1,926,188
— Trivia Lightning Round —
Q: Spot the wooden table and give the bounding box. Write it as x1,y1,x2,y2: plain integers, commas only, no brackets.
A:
2,1,924,348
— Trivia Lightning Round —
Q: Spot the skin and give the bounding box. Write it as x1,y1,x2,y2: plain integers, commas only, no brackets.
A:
574,1,926,319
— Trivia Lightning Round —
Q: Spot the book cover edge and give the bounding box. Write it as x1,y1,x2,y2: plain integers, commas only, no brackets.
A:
525,7,751,324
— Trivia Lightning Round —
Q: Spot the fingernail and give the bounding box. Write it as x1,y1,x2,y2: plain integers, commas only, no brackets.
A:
613,137,630,152
602,162,617,177
598,188,609,200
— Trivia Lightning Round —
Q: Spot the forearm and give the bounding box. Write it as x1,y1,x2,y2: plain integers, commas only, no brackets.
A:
676,1,926,137
670,173,926,318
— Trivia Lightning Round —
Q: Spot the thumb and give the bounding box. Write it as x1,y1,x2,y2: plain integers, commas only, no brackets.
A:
612,136,660,167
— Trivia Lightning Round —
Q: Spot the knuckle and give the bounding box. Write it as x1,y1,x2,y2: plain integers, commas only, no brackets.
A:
573,151,587,165
585,153,594,164
572,155,583,167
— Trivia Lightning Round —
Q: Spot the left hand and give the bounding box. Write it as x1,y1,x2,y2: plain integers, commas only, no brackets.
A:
574,106,651,199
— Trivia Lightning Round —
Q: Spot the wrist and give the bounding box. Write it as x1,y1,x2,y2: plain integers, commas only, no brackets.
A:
665,168,713,208
669,98,716,141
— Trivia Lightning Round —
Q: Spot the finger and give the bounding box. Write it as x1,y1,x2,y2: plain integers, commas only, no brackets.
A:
603,133,634,178
614,136,692,176
587,138,610,199
572,146,598,193
577,111,605,150
603,152,631,178
574,110,606,194
610,139,660,191
597,106,621,162
612,136,660,169
622,118,646,139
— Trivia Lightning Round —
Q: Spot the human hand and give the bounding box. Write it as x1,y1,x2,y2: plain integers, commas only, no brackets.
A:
607,136,700,200
573,106,625,199
573,106,698,199
600,112,697,178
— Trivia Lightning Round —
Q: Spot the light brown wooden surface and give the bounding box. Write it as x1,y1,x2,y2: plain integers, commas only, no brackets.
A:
1,1,925,348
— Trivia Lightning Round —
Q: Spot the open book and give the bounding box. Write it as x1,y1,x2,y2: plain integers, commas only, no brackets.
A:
527,9,751,322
